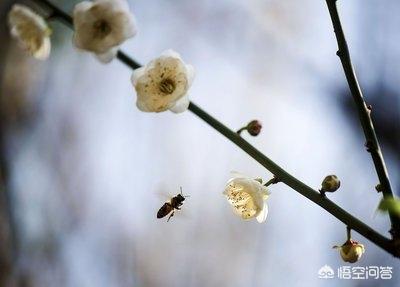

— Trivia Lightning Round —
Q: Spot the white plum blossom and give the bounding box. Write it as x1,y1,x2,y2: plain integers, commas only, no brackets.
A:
131,50,195,113
8,4,51,60
223,172,270,223
73,0,137,63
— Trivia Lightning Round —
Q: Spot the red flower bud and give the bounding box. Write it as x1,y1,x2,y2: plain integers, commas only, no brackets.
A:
246,120,262,136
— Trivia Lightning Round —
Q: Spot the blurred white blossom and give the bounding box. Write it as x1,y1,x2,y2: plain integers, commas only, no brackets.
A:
223,172,270,223
131,50,195,113
8,4,51,60
73,0,137,63
333,240,365,263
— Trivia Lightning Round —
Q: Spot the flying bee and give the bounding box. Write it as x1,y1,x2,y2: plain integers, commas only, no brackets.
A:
157,187,188,222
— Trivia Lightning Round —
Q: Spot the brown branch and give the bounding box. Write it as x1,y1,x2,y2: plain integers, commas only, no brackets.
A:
325,0,400,238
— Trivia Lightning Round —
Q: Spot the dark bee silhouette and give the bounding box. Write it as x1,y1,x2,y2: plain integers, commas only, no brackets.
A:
157,187,188,222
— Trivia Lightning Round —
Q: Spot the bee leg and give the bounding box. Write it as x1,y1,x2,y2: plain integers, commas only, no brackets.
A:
167,211,175,222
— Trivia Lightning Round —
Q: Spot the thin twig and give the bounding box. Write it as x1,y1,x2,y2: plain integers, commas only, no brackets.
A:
264,177,280,187
325,0,400,238
27,0,399,257
347,226,351,241
236,127,247,135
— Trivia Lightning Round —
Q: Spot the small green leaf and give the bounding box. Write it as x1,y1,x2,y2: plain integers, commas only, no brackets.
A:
377,198,400,216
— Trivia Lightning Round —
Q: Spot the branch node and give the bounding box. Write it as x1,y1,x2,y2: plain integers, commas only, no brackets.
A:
364,140,374,153
389,228,400,241
272,176,280,184
264,176,280,187
375,183,384,193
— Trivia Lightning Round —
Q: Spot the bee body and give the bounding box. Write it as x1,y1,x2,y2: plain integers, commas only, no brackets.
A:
157,189,187,221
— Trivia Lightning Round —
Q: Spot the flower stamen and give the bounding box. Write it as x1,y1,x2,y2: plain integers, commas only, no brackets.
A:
93,19,111,39
159,78,176,95
223,173,270,223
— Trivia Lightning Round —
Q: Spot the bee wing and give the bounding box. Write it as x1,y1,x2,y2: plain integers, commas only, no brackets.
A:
156,190,173,201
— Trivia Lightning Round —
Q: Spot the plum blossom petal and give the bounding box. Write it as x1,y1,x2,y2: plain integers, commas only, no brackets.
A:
256,200,268,223
131,66,146,86
169,95,190,113
96,46,118,63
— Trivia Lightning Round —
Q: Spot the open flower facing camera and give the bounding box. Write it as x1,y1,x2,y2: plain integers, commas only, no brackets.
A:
131,50,195,113
8,4,51,60
223,173,270,223
73,0,137,63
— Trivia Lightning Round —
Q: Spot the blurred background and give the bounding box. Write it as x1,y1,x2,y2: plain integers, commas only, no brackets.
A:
0,0,399,286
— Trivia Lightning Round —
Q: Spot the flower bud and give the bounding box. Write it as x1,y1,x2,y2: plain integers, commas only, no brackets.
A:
333,240,365,263
246,120,262,136
321,175,340,193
